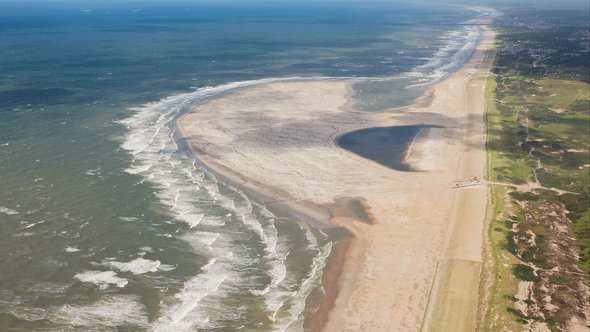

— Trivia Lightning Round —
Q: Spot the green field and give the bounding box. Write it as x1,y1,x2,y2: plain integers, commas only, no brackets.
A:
482,11,589,331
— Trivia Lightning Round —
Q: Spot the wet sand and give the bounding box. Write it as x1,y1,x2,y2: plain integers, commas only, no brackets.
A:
303,237,352,331
177,26,495,331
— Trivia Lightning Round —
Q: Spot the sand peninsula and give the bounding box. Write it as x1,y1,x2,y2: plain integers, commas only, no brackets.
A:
177,23,496,331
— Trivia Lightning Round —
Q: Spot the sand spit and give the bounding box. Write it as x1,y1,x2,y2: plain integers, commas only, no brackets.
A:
178,27,495,331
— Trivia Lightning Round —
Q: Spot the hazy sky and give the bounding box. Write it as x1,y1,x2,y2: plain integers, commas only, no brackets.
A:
0,0,588,9
446,0,589,7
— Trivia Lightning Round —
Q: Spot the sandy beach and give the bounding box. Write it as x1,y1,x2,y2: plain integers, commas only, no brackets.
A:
177,25,495,332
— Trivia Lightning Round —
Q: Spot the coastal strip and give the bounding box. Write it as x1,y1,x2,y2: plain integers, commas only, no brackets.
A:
176,26,496,332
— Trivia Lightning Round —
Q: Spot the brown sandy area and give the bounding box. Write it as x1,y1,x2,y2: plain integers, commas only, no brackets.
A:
177,26,496,331
304,237,352,331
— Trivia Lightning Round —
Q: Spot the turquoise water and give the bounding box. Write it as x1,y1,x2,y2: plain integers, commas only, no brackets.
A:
0,1,488,330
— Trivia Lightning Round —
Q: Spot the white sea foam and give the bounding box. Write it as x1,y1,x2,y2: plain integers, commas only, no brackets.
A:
29,281,71,295
74,270,128,289
275,225,332,332
243,212,289,321
193,231,220,246
65,246,80,253
23,219,47,229
0,207,19,215
246,213,330,330
10,306,48,321
119,78,308,330
159,264,177,272
406,7,497,88
49,294,148,329
85,167,101,176
153,258,230,331
223,187,295,323
118,216,139,222
151,223,247,330
407,25,481,88
191,218,328,332
102,257,162,275
119,78,337,330
11,232,34,237
140,246,154,253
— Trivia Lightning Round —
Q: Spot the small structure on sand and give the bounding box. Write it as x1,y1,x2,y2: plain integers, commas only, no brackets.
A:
452,175,480,188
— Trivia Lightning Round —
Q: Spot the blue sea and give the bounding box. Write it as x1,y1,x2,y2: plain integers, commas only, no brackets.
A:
0,1,490,330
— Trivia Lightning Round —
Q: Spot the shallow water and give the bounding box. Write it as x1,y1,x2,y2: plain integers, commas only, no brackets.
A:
338,125,443,171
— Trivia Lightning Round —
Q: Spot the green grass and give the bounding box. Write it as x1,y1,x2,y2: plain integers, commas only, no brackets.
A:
485,186,525,331
529,79,589,110
485,57,589,331
570,209,590,278
524,78,590,278
482,65,590,328
483,73,526,332
485,14,590,330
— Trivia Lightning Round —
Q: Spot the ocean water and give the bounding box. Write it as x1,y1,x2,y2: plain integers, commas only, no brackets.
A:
0,1,491,330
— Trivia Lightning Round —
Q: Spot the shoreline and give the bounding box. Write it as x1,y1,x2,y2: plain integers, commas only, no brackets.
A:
175,82,365,331
173,131,335,230
176,24,495,331
303,236,352,331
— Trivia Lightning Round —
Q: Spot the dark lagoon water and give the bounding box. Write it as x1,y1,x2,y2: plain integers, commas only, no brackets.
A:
0,1,491,330
338,125,443,171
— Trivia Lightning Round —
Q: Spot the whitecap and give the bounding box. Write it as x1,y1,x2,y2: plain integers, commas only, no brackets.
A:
10,306,48,321
49,294,148,328
177,213,203,228
153,258,229,331
242,212,290,321
118,216,138,222
0,207,19,215
409,21,482,87
158,264,176,272
65,246,80,253
102,257,162,275
274,226,332,331
23,219,47,229
74,270,128,289
85,168,101,176
191,231,220,247
31,282,71,295
11,232,34,237
124,163,153,175
139,246,154,253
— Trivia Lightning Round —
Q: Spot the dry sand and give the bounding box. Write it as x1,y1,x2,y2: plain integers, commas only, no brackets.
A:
177,27,495,331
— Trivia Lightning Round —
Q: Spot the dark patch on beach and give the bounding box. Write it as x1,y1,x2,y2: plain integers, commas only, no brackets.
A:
338,125,442,171
327,197,376,225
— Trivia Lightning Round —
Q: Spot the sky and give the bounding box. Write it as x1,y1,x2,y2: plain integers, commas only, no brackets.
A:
0,0,588,9
0,0,587,3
